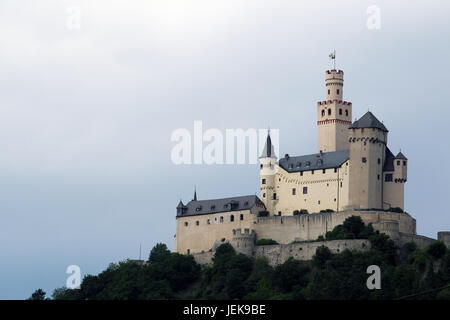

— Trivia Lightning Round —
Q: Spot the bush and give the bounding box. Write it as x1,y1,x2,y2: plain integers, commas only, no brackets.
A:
258,211,269,217
255,239,278,246
426,241,447,259
325,216,376,241
320,209,334,213
293,209,308,215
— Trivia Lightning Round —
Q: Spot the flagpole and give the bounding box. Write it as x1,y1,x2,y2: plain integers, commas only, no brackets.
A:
334,50,336,70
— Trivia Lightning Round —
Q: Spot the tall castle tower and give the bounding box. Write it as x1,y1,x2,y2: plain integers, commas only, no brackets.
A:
348,112,388,210
259,131,277,214
317,70,353,153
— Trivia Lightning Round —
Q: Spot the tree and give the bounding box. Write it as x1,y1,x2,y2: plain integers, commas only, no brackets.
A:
313,245,332,268
29,289,46,300
426,241,447,260
149,243,171,264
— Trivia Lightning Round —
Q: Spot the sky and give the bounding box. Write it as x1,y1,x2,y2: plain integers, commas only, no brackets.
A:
0,0,449,299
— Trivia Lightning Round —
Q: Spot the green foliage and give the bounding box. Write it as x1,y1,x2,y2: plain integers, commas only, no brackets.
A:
324,216,376,241
258,211,269,217
149,243,171,263
319,209,334,213
42,239,450,301
426,241,447,260
313,246,332,268
293,209,308,215
255,239,278,246
29,289,47,300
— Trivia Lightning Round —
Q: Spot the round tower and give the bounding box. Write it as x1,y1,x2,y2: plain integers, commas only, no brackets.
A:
260,131,278,214
325,69,344,101
317,69,352,153
348,112,388,210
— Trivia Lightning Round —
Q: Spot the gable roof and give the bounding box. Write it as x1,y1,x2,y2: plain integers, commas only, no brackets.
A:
349,111,388,132
176,195,265,217
278,149,349,173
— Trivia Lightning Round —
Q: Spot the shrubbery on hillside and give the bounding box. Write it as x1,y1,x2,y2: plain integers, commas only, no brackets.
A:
43,219,450,300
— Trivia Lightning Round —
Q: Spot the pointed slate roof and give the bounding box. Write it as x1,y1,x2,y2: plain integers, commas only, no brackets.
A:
260,131,277,158
349,111,388,132
177,200,185,209
395,152,407,160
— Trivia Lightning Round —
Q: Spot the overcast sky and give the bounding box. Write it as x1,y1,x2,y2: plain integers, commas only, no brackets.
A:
1,0,449,299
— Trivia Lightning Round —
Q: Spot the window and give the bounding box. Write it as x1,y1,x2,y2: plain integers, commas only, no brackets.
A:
334,168,337,173
345,110,349,116
318,200,321,204
303,187,308,194
362,157,367,163
323,169,326,174
260,164,263,169
278,211,282,216
196,221,199,226
211,205,216,210
321,110,325,117
385,174,393,182
403,161,407,166
339,108,342,115
220,216,224,223
292,188,296,195
263,193,266,198
300,172,303,176
184,222,188,227
230,215,234,222
328,109,331,115
262,179,266,184
311,170,315,174
328,89,330,94
207,219,211,225
337,89,340,95
377,174,380,180
240,214,244,221
340,182,343,188
378,158,381,164
187,249,190,254
397,160,400,165
273,193,277,200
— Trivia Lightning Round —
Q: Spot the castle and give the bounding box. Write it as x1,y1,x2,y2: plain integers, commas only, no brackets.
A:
174,67,450,265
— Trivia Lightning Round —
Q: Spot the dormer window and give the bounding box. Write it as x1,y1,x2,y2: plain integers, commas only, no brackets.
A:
196,206,202,212
296,162,301,168
211,205,216,211
305,161,310,166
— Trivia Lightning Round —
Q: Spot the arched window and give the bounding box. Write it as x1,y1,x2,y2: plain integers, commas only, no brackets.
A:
339,108,342,115
230,215,234,222
337,89,340,95
321,110,325,117
328,109,331,116
345,110,348,116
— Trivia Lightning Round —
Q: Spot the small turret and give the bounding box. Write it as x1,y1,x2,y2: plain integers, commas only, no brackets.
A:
176,200,187,216
394,151,407,183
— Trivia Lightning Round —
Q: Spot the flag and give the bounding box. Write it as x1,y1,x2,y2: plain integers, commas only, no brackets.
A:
329,52,335,59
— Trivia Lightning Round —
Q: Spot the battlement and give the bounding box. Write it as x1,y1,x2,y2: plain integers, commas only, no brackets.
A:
232,228,255,239
326,69,344,75
317,100,352,106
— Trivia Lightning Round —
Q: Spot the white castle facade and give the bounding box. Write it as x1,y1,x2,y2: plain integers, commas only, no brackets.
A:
174,67,450,265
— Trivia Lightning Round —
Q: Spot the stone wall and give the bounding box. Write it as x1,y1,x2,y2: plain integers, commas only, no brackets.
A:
191,239,370,266
254,239,370,266
253,210,416,244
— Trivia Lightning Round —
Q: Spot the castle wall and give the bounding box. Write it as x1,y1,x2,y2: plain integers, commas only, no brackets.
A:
267,162,350,216
174,207,258,254
253,211,416,244
254,239,370,266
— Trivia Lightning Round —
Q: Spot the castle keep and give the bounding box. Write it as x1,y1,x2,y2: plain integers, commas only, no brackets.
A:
174,67,450,265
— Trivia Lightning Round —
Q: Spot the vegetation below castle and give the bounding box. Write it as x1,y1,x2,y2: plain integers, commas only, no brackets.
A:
33,217,450,300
